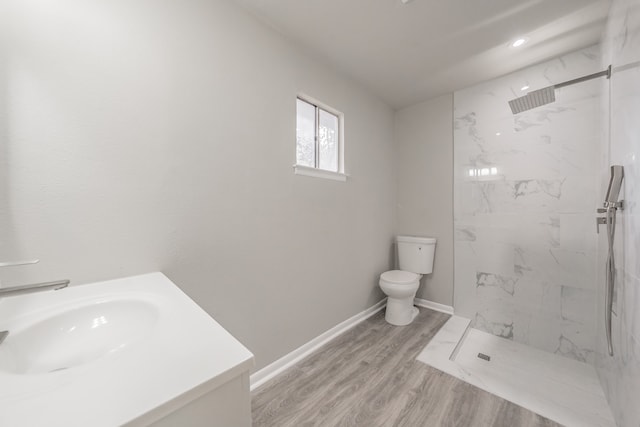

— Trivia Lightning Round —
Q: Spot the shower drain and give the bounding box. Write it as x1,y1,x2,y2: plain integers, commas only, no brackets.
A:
477,352,491,361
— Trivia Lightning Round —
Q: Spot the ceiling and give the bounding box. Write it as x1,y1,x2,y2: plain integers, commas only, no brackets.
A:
233,0,611,109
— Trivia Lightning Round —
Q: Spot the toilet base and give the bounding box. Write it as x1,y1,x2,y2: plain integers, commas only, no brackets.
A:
385,297,419,326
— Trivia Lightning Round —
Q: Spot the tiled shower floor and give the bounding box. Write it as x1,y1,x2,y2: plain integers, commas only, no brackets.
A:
417,316,616,427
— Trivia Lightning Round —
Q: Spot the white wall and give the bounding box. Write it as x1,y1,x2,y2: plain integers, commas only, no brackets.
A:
394,94,454,305
0,0,395,370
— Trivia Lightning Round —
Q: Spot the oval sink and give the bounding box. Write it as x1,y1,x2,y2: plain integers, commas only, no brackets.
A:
0,299,158,374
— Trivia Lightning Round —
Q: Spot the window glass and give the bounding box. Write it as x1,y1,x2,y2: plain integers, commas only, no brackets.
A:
318,109,339,172
296,99,316,168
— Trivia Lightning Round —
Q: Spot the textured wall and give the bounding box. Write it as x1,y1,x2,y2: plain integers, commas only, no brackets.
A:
394,94,454,306
596,0,640,425
0,0,395,371
453,46,602,362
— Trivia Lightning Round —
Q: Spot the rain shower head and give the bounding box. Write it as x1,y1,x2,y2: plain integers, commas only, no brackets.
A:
508,66,611,115
508,87,555,114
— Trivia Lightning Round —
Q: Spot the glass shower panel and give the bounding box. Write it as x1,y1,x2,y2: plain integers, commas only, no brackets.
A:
452,46,601,363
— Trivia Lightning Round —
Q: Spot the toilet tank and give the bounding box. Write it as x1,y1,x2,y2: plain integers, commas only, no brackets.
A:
397,235,437,274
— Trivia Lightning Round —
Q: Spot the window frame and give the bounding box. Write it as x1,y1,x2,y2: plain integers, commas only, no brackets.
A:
294,94,347,182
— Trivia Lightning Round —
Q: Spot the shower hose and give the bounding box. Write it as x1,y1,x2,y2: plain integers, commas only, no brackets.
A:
605,205,617,356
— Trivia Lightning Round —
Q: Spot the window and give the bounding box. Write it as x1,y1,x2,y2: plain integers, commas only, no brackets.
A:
295,95,346,181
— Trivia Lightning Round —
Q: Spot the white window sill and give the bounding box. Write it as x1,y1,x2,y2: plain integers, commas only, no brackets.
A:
293,165,348,182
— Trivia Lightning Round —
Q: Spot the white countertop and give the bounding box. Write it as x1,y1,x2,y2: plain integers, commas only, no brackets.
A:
0,272,254,427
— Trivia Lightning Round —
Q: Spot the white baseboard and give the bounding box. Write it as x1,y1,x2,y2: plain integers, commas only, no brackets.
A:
414,298,454,315
250,298,387,392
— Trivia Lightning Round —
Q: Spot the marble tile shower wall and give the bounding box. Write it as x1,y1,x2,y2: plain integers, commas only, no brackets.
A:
453,46,602,363
597,0,640,425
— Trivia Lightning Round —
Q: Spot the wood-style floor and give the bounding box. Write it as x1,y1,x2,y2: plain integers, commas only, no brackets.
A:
252,308,561,427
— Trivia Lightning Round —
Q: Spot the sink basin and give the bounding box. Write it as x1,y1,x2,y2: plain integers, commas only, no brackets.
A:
0,299,158,374
0,273,255,427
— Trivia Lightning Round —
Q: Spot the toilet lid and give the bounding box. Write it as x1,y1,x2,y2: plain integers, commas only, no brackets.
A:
380,270,420,284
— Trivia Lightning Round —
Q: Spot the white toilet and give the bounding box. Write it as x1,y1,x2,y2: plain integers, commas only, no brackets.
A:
379,235,436,326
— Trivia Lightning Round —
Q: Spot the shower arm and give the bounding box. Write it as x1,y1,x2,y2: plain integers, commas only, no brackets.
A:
553,66,611,90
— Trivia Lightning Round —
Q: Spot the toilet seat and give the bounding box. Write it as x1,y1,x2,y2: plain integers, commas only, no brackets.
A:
380,270,420,285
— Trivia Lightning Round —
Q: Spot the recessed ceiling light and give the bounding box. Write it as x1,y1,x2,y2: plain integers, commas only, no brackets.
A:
521,85,529,91
496,132,501,136
511,38,528,48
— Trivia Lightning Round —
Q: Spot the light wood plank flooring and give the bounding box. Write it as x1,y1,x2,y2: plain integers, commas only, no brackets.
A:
252,308,561,427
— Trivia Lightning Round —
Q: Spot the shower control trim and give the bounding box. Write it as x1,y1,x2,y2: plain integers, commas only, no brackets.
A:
596,203,624,234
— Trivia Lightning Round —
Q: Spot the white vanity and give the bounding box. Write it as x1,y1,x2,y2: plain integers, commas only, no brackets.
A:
0,273,254,426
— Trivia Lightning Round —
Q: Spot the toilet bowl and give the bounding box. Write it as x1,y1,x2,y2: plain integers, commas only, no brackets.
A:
379,235,436,326
379,270,421,326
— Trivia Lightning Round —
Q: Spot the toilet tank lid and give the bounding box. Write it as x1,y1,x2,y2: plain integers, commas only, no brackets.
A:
396,235,436,244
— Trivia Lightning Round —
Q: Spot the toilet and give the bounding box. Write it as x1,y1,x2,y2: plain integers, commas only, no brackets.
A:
379,235,436,326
